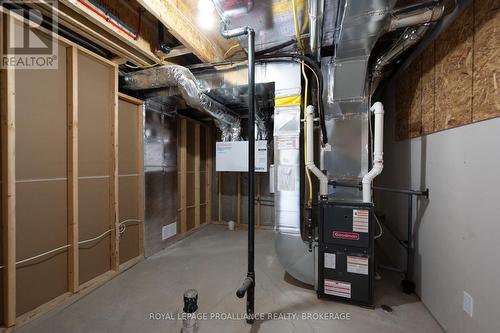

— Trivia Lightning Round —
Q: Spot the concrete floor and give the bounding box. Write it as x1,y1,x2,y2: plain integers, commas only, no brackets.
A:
17,224,443,333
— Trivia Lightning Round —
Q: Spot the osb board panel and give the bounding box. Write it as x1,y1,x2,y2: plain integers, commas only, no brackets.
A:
118,99,139,175
434,7,473,131
421,43,436,134
78,51,112,177
118,176,140,264
16,182,68,316
408,59,423,138
472,0,500,121
79,179,111,284
15,42,67,180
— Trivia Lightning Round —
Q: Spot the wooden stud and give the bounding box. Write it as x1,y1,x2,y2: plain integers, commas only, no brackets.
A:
178,118,187,234
66,46,79,293
218,172,223,224
110,65,120,271
1,15,17,327
137,0,225,62
205,125,212,224
237,173,241,225
137,104,145,257
194,123,200,228
164,46,193,59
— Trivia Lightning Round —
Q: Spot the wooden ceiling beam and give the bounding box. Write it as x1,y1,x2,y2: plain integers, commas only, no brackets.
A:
137,0,225,63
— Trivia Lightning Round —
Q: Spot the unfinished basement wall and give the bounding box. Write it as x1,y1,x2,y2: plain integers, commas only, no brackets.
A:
143,110,177,257
0,19,144,328
376,1,500,331
214,155,275,227
394,0,499,139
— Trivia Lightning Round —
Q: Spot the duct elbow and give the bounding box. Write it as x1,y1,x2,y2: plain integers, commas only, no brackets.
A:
275,233,315,285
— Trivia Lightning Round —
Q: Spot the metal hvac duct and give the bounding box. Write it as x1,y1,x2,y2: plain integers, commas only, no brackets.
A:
387,0,445,32
371,0,447,92
122,65,241,141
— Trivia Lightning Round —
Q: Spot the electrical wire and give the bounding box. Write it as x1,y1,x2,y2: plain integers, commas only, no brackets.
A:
124,62,163,69
0,219,145,269
291,0,304,51
302,61,313,208
374,214,383,239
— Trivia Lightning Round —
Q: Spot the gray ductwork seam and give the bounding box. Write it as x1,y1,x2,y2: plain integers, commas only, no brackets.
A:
123,65,241,141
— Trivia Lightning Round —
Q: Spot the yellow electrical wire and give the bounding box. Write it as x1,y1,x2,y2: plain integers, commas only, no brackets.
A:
302,61,313,208
291,0,304,51
292,0,313,207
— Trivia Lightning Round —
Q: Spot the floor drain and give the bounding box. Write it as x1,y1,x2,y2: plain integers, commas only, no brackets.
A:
381,304,393,313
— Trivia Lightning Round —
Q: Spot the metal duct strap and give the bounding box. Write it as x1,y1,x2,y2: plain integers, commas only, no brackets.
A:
123,65,241,141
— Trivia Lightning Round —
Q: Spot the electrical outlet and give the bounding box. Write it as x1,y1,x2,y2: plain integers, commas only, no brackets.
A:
463,291,473,317
162,223,177,240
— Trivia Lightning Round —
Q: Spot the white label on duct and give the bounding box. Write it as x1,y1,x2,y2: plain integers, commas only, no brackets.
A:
347,256,369,275
353,209,369,233
255,141,268,172
277,166,295,191
276,136,299,150
324,253,336,269
215,141,267,172
324,279,351,298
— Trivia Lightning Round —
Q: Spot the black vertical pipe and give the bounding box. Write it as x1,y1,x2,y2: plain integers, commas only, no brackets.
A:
220,22,256,324
406,195,413,280
246,29,255,323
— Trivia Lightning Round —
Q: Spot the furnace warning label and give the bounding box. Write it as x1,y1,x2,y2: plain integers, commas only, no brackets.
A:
347,256,369,275
324,253,336,269
324,279,351,298
353,209,369,233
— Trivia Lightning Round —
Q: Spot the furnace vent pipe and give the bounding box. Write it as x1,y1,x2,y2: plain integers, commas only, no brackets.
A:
306,105,328,198
362,102,384,203
388,0,445,32
308,0,324,63
122,65,241,141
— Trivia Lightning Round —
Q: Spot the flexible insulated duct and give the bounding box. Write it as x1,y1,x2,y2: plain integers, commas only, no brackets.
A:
122,65,241,141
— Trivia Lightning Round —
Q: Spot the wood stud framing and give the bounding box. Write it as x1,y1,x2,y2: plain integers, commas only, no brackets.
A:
0,17,144,330
178,118,187,234
66,46,79,293
1,15,17,326
110,61,120,272
194,124,201,228
177,118,212,233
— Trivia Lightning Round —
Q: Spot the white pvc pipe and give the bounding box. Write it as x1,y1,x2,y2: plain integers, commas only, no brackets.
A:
306,105,328,197
362,102,385,203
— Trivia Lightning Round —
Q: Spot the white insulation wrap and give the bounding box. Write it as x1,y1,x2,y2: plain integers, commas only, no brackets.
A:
123,65,241,141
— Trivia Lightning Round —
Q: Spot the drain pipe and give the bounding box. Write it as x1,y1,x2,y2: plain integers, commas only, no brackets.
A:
220,21,256,324
305,106,328,199
362,102,385,203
